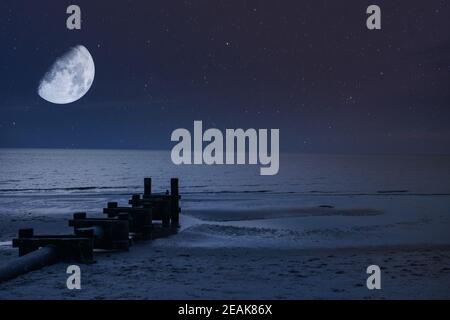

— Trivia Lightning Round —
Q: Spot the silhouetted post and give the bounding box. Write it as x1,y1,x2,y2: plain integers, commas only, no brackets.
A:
170,178,180,229
131,194,140,208
18,228,34,256
107,202,118,209
144,177,152,198
19,228,33,238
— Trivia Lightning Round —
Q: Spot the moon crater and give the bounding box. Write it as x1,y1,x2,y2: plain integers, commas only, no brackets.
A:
38,45,95,104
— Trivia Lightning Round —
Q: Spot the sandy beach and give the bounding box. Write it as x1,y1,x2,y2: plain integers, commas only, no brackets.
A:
1,207,450,299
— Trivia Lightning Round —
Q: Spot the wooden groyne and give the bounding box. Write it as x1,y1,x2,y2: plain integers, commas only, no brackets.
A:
0,177,180,283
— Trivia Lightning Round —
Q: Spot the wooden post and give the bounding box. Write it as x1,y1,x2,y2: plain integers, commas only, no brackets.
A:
18,228,34,256
170,178,180,229
131,194,140,208
19,228,33,238
144,177,152,198
107,202,118,209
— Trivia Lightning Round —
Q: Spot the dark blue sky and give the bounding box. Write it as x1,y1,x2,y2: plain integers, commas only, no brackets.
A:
0,0,449,154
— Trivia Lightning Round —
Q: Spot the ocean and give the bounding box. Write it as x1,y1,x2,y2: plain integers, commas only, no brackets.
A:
2,148,450,195
1,148,450,248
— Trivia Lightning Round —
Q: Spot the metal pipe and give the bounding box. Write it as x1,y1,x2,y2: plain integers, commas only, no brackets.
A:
0,246,59,283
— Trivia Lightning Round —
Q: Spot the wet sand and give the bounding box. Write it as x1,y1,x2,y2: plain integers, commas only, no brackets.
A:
1,210,450,299
1,241,450,299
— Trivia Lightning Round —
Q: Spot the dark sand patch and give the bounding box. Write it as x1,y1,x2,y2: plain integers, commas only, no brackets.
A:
184,207,383,222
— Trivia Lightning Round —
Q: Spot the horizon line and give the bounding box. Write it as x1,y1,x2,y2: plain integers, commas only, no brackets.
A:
0,146,449,158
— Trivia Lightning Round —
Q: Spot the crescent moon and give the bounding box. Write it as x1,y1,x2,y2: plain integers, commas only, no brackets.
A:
38,45,95,104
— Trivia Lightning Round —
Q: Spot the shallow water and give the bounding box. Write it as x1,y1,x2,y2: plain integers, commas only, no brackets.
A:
1,148,449,247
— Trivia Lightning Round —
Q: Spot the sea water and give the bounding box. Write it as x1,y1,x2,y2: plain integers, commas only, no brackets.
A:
1,148,450,247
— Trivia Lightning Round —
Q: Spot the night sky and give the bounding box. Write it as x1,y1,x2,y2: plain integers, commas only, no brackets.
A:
0,0,449,154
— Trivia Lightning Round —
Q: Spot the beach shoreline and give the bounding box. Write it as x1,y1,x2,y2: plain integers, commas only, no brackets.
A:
1,210,450,299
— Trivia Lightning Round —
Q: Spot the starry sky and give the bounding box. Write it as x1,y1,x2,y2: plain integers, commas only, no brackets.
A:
0,0,449,154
